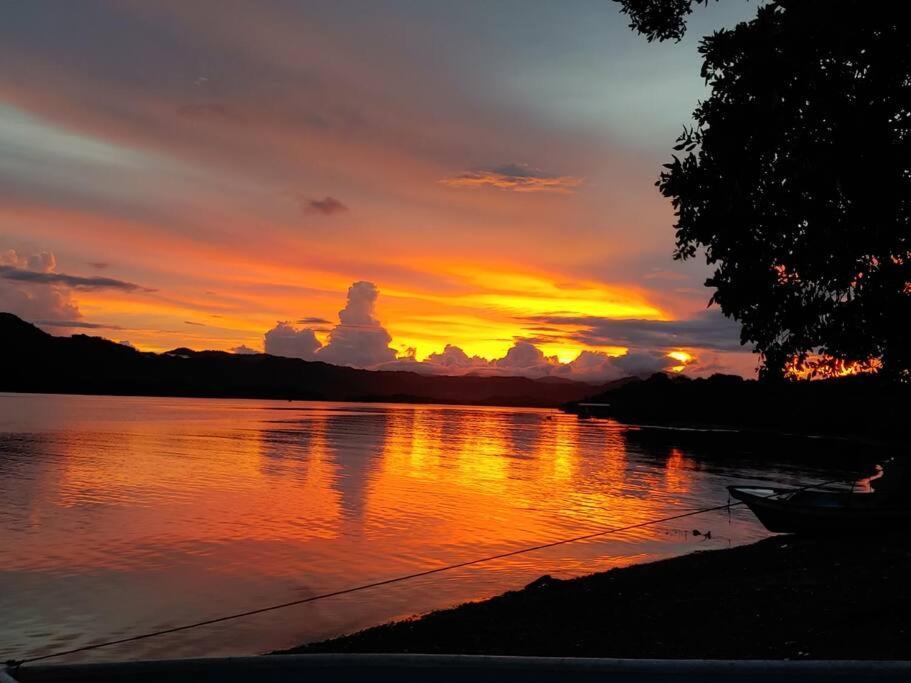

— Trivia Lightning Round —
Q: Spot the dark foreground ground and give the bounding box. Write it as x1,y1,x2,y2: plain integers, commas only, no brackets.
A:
282,535,911,660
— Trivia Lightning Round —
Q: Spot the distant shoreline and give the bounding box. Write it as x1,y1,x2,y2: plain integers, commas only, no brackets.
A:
281,534,911,660
0,388,571,410
562,372,908,443
1,312,617,410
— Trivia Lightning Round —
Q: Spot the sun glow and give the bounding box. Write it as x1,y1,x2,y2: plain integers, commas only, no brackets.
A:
667,350,694,373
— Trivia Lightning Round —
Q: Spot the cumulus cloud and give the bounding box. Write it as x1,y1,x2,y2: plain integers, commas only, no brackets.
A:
230,344,259,354
426,344,490,372
264,321,322,360
378,341,685,383
316,281,397,367
373,344,491,375
441,162,582,194
264,281,397,367
485,344,683,382
303,196,348,215
493,340,560,377
557,349,683,382
262,281,705,382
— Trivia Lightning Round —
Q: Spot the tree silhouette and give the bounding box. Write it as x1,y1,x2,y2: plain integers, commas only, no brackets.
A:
616,0,715,42
618,1,911,380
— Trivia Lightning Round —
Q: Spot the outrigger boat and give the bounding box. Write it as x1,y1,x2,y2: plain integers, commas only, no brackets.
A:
728,483,911,534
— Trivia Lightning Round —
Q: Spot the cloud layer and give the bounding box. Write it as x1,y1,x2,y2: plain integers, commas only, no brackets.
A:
525,309,744,351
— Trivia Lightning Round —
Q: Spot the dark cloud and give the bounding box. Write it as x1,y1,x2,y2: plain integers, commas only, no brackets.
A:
88,261,109,269
184,320,205,326
36,320,123,330
0,265,151,292
524,309,744,352
304,196,348,215
297,316,331,325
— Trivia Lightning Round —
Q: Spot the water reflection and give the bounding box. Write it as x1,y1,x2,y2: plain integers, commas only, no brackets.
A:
0,393,859,662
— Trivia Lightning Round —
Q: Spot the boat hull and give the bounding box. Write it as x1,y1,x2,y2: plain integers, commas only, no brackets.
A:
728,486,911,534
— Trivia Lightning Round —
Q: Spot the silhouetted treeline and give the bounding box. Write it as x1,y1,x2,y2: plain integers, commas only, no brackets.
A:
566,372,908,440
618,1,911,380
0,313,613,407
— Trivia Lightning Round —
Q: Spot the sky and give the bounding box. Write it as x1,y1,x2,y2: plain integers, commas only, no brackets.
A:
0,0,762,382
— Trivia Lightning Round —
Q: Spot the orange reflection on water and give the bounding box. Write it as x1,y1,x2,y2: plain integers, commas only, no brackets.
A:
31,408,346,575
663,448,691,494
13,401,700,580
1,395,778,663
362,406,684,561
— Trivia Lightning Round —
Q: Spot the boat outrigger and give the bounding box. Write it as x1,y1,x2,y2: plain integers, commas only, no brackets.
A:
729,476,911,535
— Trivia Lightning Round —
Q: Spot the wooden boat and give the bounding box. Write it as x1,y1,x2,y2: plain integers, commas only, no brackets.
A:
727,485,911,534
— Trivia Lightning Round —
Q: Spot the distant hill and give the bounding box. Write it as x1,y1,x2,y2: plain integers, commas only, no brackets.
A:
565,371,907,440
0,313,619,407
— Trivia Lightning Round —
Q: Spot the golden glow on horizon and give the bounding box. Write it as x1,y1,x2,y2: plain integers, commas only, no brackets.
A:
0,0,747,378
3,176,701,370
66,259,673,367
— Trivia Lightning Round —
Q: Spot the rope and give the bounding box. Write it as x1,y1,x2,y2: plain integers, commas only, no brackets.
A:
8,478,844,667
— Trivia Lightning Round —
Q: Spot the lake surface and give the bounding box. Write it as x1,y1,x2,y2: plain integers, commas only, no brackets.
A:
0,393,859,663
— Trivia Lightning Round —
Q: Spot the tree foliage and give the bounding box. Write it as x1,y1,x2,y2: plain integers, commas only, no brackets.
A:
620,1,911,380
614,0,715,42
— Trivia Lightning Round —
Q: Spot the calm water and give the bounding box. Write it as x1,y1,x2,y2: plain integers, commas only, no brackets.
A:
0,393,854,662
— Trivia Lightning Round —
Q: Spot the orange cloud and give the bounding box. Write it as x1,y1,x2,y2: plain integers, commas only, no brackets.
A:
441,163,583,193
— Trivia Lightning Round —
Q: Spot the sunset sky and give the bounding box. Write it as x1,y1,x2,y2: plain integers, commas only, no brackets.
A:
0,1,760,381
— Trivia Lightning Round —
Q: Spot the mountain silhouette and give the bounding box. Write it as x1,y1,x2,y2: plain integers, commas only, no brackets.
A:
0,313,617,407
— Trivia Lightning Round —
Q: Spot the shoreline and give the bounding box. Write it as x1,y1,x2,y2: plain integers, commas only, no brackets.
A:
280,534,911,660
